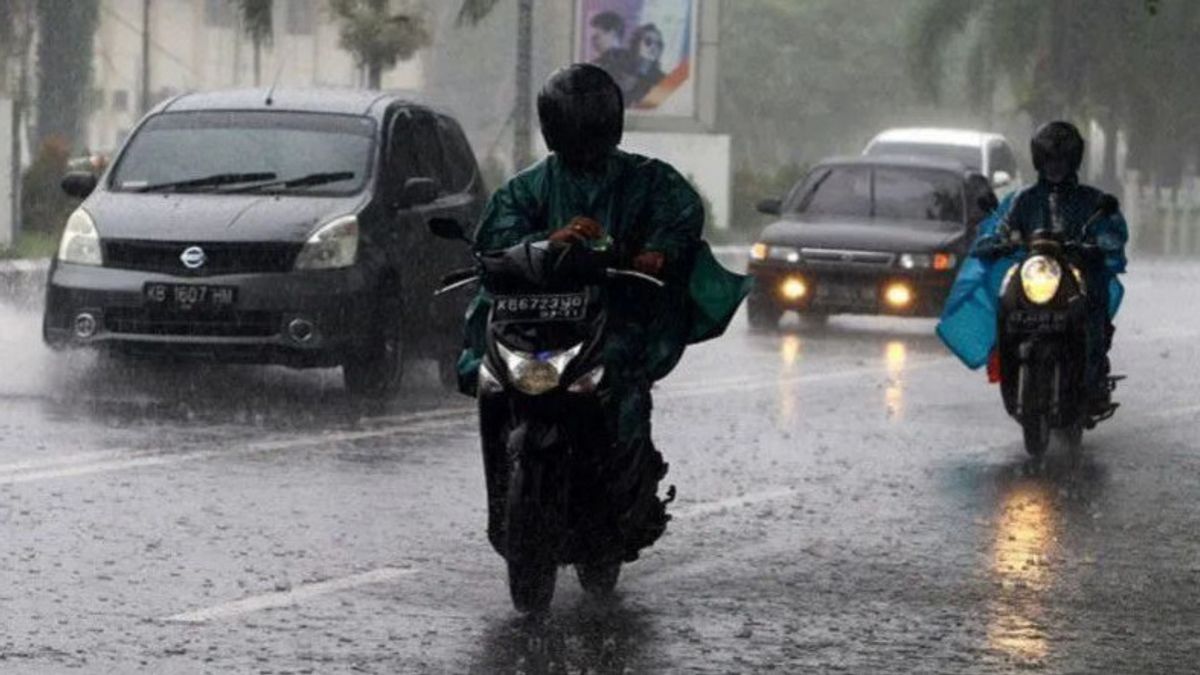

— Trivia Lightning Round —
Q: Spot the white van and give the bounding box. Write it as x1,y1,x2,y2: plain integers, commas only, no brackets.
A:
864,128,1021,192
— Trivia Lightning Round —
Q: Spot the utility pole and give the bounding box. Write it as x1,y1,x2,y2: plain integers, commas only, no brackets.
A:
140,0,151,114
512,0,533,171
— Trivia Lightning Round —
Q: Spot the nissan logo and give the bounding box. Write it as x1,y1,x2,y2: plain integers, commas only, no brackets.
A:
180,246,207,269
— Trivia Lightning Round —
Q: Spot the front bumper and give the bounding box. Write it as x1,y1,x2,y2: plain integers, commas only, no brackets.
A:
748,260,956,317
43,262,374,366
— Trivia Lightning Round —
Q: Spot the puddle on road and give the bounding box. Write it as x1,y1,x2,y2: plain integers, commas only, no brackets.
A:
986,479,1057,664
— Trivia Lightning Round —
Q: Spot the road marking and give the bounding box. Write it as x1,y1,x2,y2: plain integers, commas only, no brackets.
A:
672,486,799,519
163,567,419,624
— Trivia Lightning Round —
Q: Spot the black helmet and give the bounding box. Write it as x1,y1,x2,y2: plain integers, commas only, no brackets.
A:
537,64,624,168
1031,120,1084,184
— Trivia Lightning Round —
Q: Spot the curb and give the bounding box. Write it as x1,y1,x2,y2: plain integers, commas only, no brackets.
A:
0,258,49,309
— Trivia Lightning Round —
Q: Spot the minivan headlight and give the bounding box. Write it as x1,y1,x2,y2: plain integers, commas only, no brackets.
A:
57,208,102,266
294,215,359,270
1020,255,1062,304
497,341,583,396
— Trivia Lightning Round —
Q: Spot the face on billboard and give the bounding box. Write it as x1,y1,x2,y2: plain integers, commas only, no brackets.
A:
577,0,697,116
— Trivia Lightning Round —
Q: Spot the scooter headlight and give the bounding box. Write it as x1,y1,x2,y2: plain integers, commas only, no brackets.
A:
497,342,583,396
1020,255,1062,305
567,365,605,394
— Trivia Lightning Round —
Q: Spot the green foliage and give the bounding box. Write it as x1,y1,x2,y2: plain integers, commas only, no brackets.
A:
20,137,80,236
0,229,58,260
456,0,502,26
329,0,431,89
907,0,1200,185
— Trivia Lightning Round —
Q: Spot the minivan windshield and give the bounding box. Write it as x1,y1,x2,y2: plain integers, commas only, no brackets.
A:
865,141,981,172
785,165,964,223
111,111,375,195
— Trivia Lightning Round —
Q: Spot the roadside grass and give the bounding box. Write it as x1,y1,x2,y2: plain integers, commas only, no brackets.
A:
0,231,58,261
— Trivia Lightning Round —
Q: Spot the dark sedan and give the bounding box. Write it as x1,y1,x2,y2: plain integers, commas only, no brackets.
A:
43,89,484,398
746,156,996,328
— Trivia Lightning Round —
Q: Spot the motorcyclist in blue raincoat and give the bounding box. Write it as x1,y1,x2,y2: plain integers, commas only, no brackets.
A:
938,121,1129,412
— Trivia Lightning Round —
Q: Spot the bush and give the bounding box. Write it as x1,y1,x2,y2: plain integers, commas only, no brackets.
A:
21,136,81,237
728,161,808,242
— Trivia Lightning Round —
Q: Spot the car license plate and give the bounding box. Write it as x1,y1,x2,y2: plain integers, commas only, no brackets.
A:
493,293,587,322
144,283,237,310
817,283,873,303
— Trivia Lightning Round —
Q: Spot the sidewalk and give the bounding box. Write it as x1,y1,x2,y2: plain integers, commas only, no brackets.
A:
0,257,49,309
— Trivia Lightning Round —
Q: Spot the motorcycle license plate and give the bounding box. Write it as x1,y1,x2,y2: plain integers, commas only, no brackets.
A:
493,293,587,322
1007,310,1068,333
144,283,237,310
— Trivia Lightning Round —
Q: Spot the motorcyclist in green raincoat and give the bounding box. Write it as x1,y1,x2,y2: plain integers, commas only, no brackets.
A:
457,64,750,558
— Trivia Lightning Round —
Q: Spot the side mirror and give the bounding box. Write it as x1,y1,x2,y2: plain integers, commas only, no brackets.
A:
991,170,1012,189
399,177,439,208
756,198,782,216
427,216,470,243
61,171,98,199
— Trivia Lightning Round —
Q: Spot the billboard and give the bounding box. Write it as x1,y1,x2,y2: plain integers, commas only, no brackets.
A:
576,0,697,117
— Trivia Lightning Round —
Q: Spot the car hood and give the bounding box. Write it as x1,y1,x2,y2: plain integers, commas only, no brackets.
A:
83,191,367,243
758,215,968,252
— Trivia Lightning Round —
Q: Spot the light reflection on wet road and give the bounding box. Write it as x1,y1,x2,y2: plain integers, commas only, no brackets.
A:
2,260,1200,672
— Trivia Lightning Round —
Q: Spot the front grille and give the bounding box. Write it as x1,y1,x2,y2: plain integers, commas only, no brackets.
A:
801,248,896,267
104,307,281,337
104,240,301,276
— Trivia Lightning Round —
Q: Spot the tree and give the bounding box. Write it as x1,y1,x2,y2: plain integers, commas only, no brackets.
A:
234,0,273,86
34,0,100,150
329,0,430,90
906,0,1200,186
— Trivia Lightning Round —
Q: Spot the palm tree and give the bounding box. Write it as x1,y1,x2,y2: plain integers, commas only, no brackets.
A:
457,0,535,171
329,0,431,90
234,0,273,86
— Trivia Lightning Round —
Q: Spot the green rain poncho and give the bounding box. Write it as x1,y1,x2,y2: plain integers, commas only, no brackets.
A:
458,150,750,440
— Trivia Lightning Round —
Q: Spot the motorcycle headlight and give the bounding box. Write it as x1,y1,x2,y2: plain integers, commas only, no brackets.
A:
478,361,503,396
294,215,359,270
57,208,102,266
1020,255,1062,305
497,342,583,396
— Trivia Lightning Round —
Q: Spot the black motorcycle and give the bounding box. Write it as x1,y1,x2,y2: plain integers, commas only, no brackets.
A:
431,218,669,613
978,194,1122,456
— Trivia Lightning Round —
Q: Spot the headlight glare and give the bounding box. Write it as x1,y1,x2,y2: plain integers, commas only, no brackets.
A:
1020,255,1062,304
294,215,359,270
57,209,102,265
497,342,583,396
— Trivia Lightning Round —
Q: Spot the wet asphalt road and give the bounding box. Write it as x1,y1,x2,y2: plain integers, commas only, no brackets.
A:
2,259,1200,674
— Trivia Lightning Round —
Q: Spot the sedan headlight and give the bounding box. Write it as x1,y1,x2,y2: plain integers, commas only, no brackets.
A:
899,252,957,271
57,208,102,265
1020,255,1062,304
294,215,359,270
497,341,583,396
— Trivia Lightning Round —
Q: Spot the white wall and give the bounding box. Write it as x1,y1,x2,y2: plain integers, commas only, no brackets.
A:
622,131,731,230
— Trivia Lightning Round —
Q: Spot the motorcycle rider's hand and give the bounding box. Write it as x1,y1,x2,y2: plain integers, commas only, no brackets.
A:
549,216,604,243
633,251,666,277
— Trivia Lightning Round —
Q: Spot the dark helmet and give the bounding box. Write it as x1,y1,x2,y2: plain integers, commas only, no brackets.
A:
537,64,624,168
1031,120,1085,184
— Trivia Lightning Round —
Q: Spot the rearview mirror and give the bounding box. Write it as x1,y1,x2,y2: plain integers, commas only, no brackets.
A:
399,177,439,208
991,170,1012,189
756,198,782,216
61,171,98,199
428,216,470,243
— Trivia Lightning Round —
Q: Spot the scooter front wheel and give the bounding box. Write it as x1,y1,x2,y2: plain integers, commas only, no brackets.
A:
1022,414,1050,457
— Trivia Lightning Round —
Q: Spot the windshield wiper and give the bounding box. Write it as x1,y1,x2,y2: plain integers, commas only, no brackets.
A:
223,171,356,194
133,172,278,193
